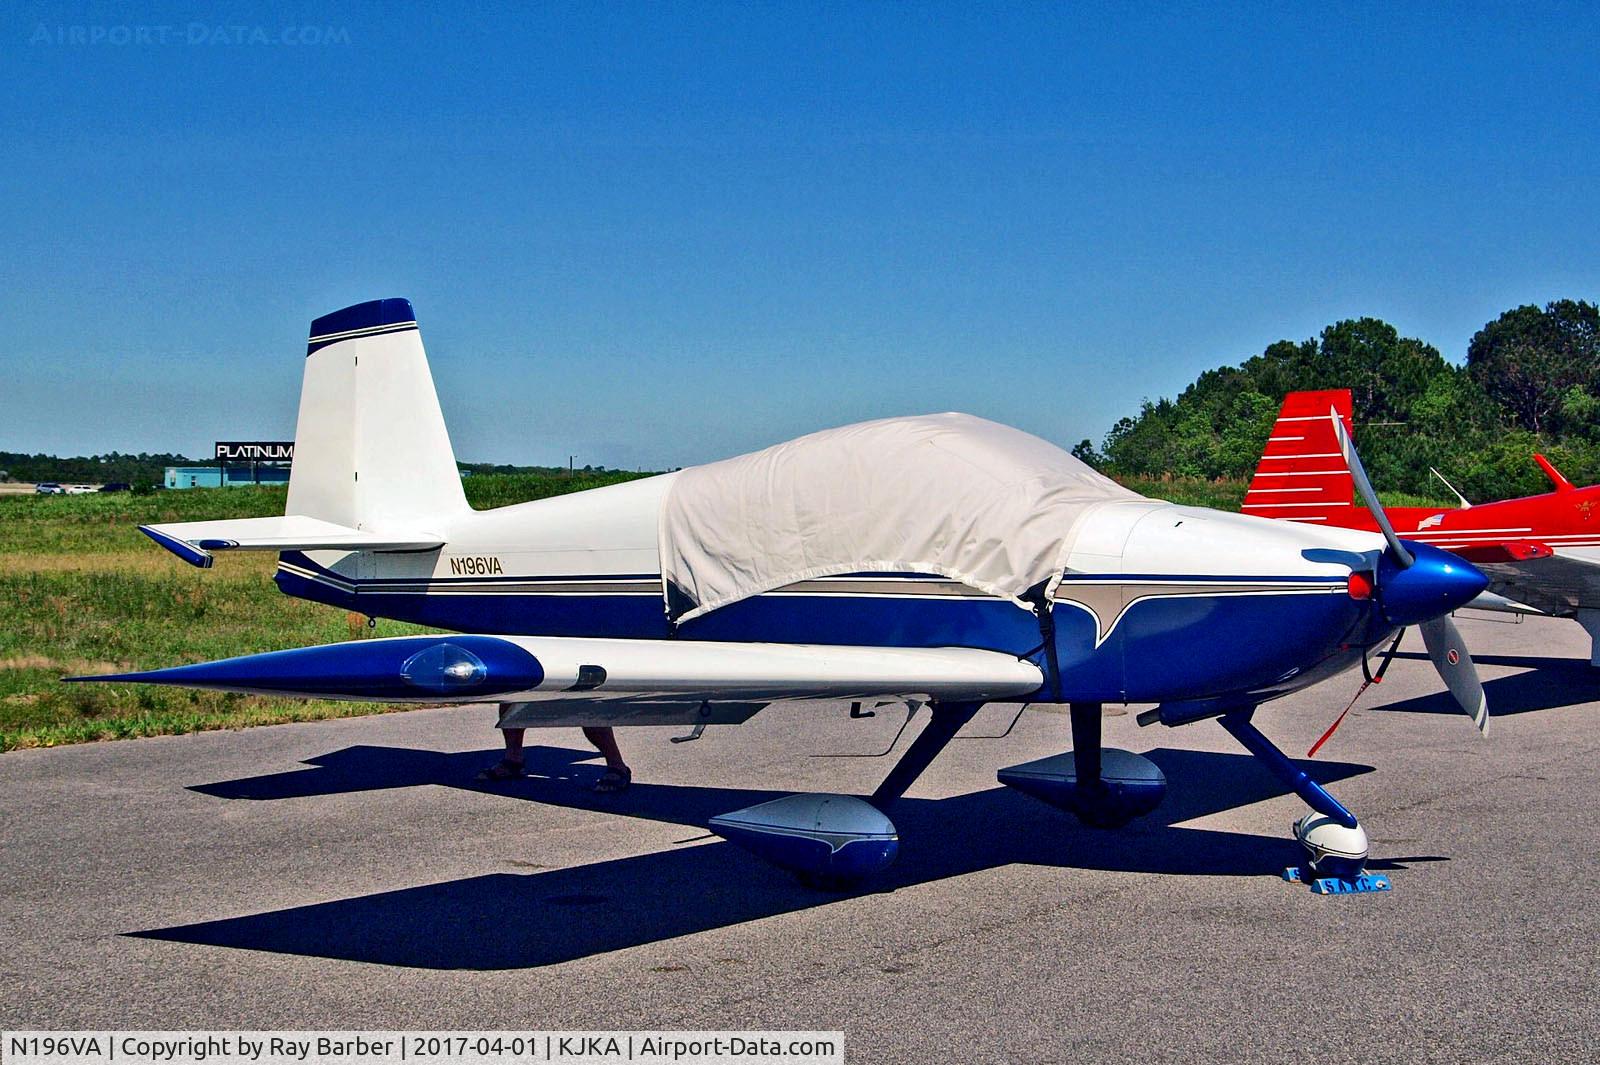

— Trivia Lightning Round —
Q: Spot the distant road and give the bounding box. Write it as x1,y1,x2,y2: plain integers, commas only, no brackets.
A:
0,483,108,494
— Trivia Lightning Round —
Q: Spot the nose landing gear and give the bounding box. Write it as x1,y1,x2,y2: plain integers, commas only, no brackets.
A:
1217,709,1391,895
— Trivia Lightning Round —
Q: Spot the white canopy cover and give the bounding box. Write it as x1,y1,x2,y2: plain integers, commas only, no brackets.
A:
659,412,1145,623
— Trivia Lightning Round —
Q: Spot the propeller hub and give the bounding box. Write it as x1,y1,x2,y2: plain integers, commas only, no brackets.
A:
1375,541,1487,628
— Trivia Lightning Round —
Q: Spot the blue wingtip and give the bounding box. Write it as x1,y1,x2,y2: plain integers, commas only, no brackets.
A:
62,635,545,700
139,526,213,568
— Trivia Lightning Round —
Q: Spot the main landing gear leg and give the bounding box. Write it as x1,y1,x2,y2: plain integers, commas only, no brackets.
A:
1217,709,1390,894
868,700,984,810
997,702,1167,827
1577,609,1600,668
1069,702,1114,826
707,700,983,888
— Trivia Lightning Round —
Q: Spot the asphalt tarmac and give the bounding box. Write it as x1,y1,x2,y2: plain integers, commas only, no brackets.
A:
4,612,1599,1063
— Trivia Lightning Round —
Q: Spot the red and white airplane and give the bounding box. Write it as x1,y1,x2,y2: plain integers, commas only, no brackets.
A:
1245,389,1600,665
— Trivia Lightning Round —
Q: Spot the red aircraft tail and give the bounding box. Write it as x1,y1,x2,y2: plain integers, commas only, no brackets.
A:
1242,389,1355,524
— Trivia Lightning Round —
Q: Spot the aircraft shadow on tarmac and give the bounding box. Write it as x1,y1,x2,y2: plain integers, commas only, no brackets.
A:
124,746,1434,971
1375,652,1600,718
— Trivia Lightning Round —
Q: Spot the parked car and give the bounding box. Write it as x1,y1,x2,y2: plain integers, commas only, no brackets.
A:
100,482,131,493
64,484,98,494
34,482,63,495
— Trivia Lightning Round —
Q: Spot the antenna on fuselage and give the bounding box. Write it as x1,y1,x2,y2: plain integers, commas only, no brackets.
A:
1429,467,1471,509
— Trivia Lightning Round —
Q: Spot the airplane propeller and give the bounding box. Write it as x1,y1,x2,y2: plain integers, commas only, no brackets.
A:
1331,407,1411,569
1328,408,1489,738
1419,615,1488,731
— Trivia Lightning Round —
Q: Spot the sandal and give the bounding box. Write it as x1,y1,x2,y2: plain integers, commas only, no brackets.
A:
594,767,632,793
476,758,527,782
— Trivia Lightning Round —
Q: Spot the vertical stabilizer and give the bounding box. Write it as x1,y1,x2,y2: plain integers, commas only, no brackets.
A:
285,298,468,531
1242,389,1355,524
1533,454,1576,493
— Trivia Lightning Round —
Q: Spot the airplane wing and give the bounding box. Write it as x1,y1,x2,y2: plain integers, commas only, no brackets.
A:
67,635,1045,726
139,515,444,568
1470,546,1600,616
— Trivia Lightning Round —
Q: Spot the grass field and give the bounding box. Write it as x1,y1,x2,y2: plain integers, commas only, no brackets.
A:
0,471,1442,751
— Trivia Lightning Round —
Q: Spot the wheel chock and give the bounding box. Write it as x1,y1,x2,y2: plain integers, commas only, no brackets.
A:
1282,866,1392,895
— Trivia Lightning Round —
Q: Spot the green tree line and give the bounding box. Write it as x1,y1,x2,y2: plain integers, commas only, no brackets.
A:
1077,300,1600,500
0,452,195,487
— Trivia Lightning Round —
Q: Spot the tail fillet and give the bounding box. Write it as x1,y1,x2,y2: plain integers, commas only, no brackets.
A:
1242,389,1354,524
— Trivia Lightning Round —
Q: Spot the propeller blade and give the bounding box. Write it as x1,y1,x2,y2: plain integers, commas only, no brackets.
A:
1329,408,1414,568
1419,615,1488,734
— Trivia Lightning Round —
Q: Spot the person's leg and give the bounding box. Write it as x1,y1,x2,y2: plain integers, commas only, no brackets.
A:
477,727,527,780
582,726,627,771
583,726,631,791
503,727,526,764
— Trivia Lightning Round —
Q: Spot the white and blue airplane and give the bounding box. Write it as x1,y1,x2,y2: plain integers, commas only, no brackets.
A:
77,299,1490,890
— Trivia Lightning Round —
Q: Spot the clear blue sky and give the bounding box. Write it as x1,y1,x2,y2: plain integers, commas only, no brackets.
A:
2,2,1596,469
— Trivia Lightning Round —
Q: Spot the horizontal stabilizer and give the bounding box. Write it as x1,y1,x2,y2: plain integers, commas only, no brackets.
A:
139,515,445,568
67,634,1044,712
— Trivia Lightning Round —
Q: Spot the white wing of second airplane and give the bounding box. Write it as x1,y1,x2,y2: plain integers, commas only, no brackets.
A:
1473,546,1600,616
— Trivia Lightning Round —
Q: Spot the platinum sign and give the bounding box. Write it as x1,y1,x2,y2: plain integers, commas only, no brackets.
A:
214,442,293,462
